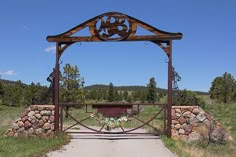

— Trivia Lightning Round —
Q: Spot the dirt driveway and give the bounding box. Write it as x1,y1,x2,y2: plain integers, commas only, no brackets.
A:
47,134,176,157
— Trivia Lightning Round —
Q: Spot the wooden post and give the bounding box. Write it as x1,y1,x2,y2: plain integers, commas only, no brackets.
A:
167,40,173,138
54,42,60,132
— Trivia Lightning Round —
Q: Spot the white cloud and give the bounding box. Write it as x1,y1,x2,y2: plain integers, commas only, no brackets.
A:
0,70,15,76
44,46,56,53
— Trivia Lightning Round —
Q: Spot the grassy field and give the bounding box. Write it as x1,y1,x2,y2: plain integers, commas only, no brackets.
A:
1,100,236,157
162,102,236,157
0,105,70,157
62,105,165,133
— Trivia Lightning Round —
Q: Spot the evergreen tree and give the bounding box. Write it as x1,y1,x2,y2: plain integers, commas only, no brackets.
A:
0,80,3,96
209,72,236,103
61,64,85,103
108,82,115,102
61,64,85,118
140,91,147,103
123,91,128,101
147,77,157,103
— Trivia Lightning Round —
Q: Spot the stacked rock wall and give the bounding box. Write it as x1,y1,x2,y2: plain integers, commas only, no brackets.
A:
171,106,217,141
5,105,55,137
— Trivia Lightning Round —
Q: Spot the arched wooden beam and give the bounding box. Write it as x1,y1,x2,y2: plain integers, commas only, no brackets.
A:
47,12,182,43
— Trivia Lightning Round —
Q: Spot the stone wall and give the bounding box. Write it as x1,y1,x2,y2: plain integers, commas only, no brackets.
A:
171,106,219,141
5,105,55,137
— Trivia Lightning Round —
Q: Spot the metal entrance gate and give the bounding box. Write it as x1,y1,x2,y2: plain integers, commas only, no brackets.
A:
60,103,166,135
46,12,182,137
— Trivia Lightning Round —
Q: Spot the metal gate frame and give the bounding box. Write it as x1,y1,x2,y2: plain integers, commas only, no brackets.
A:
61,103,166,135
46,12,182,137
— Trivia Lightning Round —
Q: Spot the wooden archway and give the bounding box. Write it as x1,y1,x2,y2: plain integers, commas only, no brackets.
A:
46,12,182,137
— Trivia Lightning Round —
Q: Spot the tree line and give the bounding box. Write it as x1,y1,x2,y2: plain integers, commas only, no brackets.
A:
1,64,236,107
85,81,166,103
0,80,48,106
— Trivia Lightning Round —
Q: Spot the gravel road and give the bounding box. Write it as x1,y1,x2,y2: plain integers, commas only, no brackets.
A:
47,134,176,157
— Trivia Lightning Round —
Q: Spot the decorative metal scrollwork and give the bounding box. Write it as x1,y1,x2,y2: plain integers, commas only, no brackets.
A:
94,13,133,41
172,66,181,90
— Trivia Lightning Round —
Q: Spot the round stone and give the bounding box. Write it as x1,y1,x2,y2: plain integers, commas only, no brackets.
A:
185,124,193,133
178,117,186,124
12,123,19,130
40,110,52,116
49,115,55,122
17,121,24,127
175,124,181,129
42,116,49,122
39,119,44,126
179,128,185,134
28,116,36,123
24,121,32,128
35,114,42,119
192,108,201,115
175,112,181,117
172,120,178,124
27,111,35,117
196,112,206,122
175,109,181,113
43,123,51,130
181,123,187,129
183,111,191,117
34,128,43,135
28,128,34,134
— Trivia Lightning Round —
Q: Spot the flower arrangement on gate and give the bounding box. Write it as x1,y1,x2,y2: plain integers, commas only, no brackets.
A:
90,113,128,131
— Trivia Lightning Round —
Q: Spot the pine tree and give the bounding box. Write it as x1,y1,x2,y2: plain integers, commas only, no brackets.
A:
61,64,85,118
209,72,236,103
108,82,115,102
61,64,85,103
123,91,128,101
147,77,157,103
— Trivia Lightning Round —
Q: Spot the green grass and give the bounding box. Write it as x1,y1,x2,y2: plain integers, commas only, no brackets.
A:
204,103,236,140
0,104,70,157
0,105,25,126
162,135,236,157
62,105,165,133
0,132,69,157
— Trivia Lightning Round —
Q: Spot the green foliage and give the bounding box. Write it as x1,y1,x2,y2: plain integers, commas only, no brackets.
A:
147,77,158,103
108,82,115,102
60,64,85,103
0,132,69,157
209,72,236,103
173,89,205,108
0,81,4,96
0,79,48,107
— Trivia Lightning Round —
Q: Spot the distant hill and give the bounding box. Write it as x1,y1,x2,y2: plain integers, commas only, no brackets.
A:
84,84,209,95
0,79,209,95
84,84,149,91
0,79,27,86
85,84,166,93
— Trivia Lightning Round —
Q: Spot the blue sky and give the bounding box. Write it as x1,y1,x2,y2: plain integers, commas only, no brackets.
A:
0,0,236,92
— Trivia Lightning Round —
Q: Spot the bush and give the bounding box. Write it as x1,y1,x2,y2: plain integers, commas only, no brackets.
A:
173,89,206,108
196,121,228,146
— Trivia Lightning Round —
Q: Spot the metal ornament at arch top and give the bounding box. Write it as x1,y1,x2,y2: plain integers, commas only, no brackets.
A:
93,13,134,41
